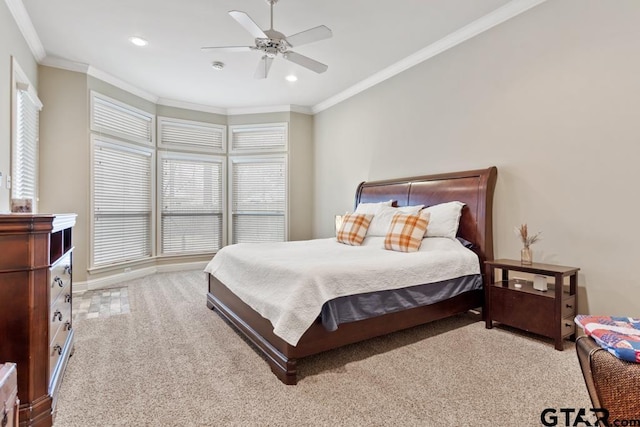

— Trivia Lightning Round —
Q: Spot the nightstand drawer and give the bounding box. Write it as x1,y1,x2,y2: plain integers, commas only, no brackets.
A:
562,296,576,318
491,285,555,337
561,317,575,337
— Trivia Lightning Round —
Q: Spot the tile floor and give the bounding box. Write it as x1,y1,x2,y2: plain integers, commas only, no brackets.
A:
73,287,130,321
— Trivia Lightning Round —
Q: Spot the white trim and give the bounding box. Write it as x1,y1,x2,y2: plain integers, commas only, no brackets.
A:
40,56,90,74
87,66,159,104
227,104,312,116
12,57,42,109
4,0,46,61
157,116,227,154
157,98,227,116
228,122,288,154
311,0,549,114
74,261,208,292
90,91,156,146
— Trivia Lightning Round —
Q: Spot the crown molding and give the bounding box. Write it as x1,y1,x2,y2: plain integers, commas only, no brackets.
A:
226,104,313,116
86,66,159,104
4,0,46,61
311,0,549,114
156,98,228,115
40,56,89,74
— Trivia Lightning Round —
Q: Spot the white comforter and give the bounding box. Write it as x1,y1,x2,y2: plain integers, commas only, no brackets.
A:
204,237,480,346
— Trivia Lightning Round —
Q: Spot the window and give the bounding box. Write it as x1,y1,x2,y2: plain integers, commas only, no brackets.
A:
90,92,154,145
158,117,225,153
229,123,288,244
11,58,42,212
159,153,224,254
90,92,155,268
92,138,154,266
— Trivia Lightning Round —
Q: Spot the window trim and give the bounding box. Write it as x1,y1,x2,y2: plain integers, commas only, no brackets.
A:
89,134,156,269
228,153,289,243
90,91,155,147
229,122,288,154
157,116,227,154
10,57,42,212
156,150,227,256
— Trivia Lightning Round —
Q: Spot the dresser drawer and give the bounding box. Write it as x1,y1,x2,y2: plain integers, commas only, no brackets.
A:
50,253,71,305
50,296,72,346
49,328,70,382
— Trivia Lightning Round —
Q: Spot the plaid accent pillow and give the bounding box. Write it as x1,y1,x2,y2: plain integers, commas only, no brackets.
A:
336,213,373,246
384,211,430,252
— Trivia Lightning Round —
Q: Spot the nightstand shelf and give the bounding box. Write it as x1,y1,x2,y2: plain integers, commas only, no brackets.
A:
485,259,580,350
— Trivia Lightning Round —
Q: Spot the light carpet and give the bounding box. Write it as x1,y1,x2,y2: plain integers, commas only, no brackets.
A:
55,271,592,426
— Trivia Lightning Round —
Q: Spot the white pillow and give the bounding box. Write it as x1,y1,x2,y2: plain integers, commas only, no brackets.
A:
354,200,394,215
423,201,465,239
366,204,424,236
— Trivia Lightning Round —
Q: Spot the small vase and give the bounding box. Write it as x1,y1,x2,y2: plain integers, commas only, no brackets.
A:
521,246,532,265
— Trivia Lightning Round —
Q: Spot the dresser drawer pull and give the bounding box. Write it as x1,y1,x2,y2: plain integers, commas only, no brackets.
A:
53,277,64,287
564,322,573,327
65,293,72,303
53,310,63,322
64,265,72,275
53,345,62,356
64,321,72,331
565,304,573,309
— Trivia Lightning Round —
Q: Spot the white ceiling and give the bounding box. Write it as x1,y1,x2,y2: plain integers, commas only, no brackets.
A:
15,0,541,112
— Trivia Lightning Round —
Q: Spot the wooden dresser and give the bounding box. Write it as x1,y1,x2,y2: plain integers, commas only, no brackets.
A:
0,214,76,426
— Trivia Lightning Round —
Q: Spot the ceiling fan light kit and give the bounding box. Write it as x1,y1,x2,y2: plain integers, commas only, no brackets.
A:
201,0,332,79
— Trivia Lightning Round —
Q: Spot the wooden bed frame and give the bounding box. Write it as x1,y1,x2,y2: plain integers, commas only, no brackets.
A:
206,166,497,384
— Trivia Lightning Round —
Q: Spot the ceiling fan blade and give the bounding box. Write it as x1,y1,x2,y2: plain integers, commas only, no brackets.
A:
283,51,328,74
285,25,332,48
254,56,273,79
200,46,255,53
229,10,267,39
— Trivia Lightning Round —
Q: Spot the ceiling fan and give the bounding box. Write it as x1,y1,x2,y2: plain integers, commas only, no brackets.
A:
201,0,332,79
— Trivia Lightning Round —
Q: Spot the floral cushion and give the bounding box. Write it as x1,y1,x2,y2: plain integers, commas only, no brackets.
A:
575,315,640,363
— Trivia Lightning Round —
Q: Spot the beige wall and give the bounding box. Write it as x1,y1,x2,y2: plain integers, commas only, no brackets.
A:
313,0,640,317
0,1,38,212
38,66,89,280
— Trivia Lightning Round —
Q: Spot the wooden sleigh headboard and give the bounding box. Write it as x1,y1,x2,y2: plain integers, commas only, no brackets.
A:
355,166,498,275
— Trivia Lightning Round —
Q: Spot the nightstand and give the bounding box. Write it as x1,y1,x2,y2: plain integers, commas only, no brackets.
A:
485,259,580,350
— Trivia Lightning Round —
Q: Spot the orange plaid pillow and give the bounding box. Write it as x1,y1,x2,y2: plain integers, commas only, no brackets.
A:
384,211,430,252
336,213,373,246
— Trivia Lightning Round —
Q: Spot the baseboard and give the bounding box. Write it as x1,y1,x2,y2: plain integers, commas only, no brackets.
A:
74,261,207,293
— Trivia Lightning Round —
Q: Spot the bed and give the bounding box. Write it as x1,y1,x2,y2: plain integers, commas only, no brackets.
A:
206,166,497,384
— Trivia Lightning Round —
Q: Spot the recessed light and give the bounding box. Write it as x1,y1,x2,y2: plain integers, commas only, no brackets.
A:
285,75,298,82
129,36,148,47
211,61,225,70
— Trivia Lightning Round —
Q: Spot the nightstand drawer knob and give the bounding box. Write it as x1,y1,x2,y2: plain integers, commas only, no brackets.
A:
64,321,72,331
53,310,62,322
53,345,62,356
65,293,72,303
54,277,64,287
565,322,573,327
566,304,573,309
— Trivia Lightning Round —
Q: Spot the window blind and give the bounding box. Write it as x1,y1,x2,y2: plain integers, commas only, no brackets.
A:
93,141,153,266
160,155,224,254
230,123,287,152
12,87,41,204
91,93,153,144
231,157,286,243
158,117,225,152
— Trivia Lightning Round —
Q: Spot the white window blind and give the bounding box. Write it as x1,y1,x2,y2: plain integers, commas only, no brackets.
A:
160,155,224,254
230,156,286,243
158,117,225,153
91,93,154,144
12,84,41,205
93,140,153,266
230,123,287,153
